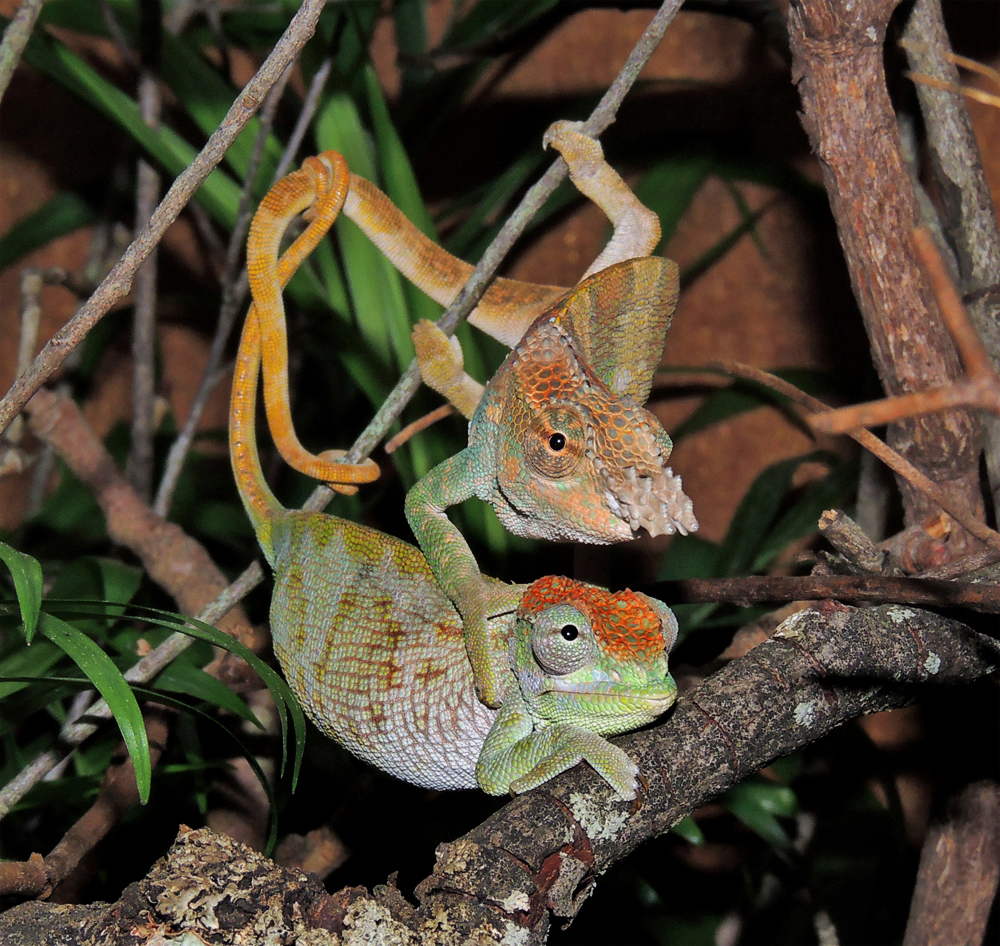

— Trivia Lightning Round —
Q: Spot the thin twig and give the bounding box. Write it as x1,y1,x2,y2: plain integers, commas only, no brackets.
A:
384,404,456,453
712,361,1000,551
0,0,46,106
273,54,333,182
0,0,330,438
128,0,165,503
344,0,687,466
153,63,293,517
809,228,1000,433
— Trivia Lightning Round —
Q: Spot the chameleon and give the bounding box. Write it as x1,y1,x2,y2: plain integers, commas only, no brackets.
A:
241,128,697,709
229,163,680,798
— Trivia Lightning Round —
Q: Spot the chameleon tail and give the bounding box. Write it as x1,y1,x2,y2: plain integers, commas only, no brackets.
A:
231,153,377,560
250,152,380,491
230,316,282,563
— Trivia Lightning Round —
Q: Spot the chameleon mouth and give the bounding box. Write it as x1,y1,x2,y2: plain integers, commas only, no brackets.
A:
545,682,678,709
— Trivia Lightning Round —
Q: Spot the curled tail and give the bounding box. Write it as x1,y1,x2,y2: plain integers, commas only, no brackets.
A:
230,153,377,561
247,152,380,492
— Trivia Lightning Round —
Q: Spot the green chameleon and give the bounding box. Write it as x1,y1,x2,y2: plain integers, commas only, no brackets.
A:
230,276,679,800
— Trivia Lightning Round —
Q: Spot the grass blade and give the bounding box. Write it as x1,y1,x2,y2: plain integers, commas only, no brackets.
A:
37,612,151,803
0,540,43,643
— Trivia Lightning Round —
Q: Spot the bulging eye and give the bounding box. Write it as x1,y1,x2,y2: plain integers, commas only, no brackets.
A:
525,408,584,479
531,607,595,675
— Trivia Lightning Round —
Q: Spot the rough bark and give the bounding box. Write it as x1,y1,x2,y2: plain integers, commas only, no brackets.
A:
901,0,1000,516
788,0,984,544
903,780,1000,946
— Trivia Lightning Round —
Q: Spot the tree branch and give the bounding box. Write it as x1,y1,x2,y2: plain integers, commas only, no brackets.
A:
788,0,984,544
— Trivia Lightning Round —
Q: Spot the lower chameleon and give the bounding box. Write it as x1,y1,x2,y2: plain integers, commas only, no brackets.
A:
229,159,680,799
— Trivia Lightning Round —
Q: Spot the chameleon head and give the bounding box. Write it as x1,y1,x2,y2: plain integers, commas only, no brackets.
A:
474,315,698,544
512,575,679,735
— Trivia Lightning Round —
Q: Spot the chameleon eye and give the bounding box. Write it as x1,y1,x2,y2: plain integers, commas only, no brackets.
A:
531,607,595,675
525,408,584,479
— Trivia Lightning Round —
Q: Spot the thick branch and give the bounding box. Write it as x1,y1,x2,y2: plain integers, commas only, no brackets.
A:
412,605,997,942
24,387,255,646
5,607,991,942
788,0,984,537
903,780,1000,946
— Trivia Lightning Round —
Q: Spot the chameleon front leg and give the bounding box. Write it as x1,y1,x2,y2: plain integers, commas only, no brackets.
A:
404,449,510,708
476,688,641,800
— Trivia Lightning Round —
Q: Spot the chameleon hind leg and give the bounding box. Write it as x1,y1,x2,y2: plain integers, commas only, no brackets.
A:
248,151,380,493
410,120,663,419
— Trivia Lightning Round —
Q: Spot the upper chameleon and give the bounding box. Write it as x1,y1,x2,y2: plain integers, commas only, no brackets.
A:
229,165,679,798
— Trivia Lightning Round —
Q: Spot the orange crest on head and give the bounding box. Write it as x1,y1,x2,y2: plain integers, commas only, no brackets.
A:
520,576,666,662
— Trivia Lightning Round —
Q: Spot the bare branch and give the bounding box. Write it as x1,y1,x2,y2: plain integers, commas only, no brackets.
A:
0,0,46,105
789,0,984,540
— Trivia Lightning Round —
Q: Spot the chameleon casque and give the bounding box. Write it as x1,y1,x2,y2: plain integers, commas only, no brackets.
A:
229,159,680,798
244,122,698,709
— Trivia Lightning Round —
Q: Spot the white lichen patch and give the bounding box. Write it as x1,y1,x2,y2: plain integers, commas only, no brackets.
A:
886,606,917,624
794,701,817,727
499,890,532,914
866,26,877,41
568,793,631,841
923,652,942,675
774,610,812,640
342,899,418,946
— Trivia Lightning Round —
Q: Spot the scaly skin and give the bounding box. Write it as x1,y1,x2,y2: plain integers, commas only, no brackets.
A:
405,258,699,708
245,151,380,493
245,121,674,481
230,162,679,798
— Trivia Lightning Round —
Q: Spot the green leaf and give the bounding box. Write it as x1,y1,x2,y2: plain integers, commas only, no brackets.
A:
131,685,279,854
670,815,706,845
0,540,43,643
725,779,798,849
0,192,95,271
715,451,835,578
154,663,263,729
18,26,243,228
0,640,63,699
657,534,720,581
55,602,306,789
751,457,858,571
37,612,151,804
